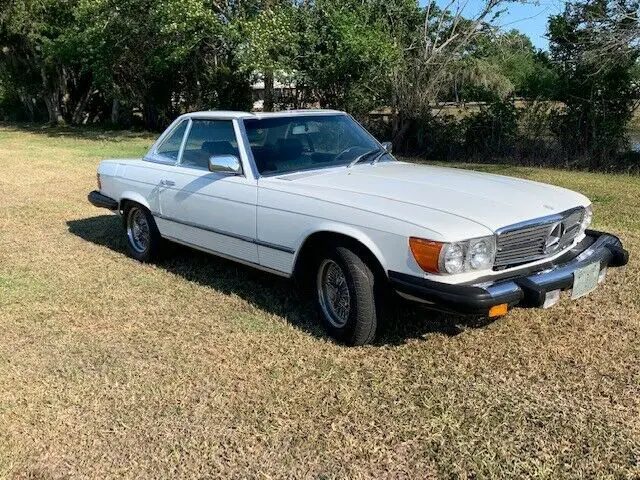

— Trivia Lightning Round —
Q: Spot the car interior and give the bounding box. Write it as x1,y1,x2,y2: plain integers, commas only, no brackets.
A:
159,116,382,175
248,120,353,174
180,121,241,170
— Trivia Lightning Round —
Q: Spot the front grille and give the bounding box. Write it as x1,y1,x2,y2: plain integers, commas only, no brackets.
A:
494,208,585,269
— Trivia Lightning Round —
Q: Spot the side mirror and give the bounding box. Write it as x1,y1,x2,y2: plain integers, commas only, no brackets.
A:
208,155,241,175
381,141,393,153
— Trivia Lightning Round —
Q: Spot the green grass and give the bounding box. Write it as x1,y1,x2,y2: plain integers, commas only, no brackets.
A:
0,124,639,479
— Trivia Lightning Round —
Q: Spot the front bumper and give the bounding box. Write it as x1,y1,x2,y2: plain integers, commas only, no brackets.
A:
389,230,629,315
88,190,119,210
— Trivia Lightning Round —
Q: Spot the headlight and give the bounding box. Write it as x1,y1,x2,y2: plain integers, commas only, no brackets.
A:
467,237,495,270
579,204,593,236
409,235,496,274
441,242,465,274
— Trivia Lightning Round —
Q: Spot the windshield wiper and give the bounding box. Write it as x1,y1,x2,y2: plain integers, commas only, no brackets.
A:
346,148,380,168
370,149,388,165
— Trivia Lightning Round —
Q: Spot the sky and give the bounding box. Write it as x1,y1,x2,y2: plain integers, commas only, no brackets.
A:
432,0,568,50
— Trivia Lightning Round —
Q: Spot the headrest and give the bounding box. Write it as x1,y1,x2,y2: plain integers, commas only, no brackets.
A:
202,141,236,156
276,138,303,157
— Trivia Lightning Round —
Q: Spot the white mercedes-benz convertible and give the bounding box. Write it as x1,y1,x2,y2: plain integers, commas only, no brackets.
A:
89,110,628,345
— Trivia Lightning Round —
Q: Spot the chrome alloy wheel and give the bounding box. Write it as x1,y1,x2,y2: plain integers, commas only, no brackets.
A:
126,208,151,254
317,259,351,328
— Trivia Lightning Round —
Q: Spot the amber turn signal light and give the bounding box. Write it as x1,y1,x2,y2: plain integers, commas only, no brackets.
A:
409,237,443,273
488,303,508,318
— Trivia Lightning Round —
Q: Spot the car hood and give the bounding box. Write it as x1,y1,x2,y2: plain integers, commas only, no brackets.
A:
265,162,590,234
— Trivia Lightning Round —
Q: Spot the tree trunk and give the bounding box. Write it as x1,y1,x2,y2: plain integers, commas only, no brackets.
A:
143,102,159,131
40,66,64,125
111,99,120,124
43,93,64,125
19,94,35,122
390,86,400,139
392,114,412,154
71,89,92,125
263,70,274,112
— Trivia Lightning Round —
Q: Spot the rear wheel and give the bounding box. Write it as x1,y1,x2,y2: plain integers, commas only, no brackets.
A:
313,245,384,345
123,203,161,262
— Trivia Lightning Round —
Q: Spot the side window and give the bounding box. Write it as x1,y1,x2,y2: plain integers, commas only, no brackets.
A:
156,121,187,161
246,126,267,147
181,120,240,170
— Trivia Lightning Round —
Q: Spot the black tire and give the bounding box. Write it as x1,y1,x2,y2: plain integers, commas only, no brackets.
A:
313,244,385,345
122,203,162,262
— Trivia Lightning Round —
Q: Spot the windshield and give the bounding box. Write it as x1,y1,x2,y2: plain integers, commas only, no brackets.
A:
243,114,393,175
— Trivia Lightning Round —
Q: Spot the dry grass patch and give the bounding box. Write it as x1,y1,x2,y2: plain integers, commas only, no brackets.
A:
0,124,639,479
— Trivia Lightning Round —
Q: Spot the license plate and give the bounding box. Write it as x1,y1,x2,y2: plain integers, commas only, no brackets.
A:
571,262,600,299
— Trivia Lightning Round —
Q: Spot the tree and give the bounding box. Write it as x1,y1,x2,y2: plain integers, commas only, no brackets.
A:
455,30,558,101
389,0,524,147
549,0,640,165
236,0,405,114
0,0,251,127
575,0,639,65
75,0,250,128
235,4,300,111
0,0,89,124
297,0,403,114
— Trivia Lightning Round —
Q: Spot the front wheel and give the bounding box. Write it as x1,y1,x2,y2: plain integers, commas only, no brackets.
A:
123,204,161,262
313,245,384,345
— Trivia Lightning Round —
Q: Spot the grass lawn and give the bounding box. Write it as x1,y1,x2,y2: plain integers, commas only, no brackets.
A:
0,124,639,479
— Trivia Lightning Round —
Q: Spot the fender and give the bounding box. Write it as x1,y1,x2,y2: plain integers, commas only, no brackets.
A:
292,222,389,274
118,191,151,211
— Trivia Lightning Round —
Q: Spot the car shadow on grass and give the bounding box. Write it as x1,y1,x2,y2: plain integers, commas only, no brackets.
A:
67,214,475,346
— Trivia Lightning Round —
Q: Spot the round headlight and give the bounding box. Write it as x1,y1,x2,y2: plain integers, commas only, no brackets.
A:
441,243,465,274
468,238,494,270
580,205,593,235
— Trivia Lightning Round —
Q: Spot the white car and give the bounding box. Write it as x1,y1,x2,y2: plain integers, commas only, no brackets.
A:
89,110,628,345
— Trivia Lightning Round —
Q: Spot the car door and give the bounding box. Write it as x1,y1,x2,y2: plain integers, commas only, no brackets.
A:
122,118,190,215
155,118,259,264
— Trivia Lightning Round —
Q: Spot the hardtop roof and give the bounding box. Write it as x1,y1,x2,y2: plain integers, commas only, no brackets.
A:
180,109,345,121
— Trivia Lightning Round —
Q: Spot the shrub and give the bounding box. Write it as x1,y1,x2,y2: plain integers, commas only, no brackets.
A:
461,100,518,158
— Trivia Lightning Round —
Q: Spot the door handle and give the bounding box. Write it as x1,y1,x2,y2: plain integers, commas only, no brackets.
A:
160,179,175,187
